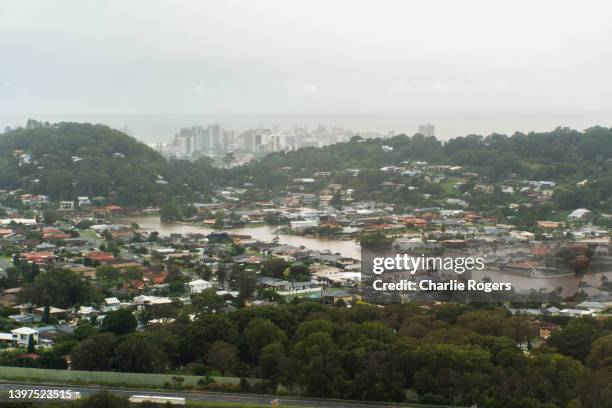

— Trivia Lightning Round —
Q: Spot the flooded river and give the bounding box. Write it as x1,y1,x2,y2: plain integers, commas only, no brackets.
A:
119,216,362,260
118,216,611,297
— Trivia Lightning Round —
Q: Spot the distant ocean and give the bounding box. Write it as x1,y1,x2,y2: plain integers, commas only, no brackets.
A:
1,112,611,144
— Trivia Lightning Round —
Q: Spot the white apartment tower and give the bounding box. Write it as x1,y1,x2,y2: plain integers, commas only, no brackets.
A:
418,123,435,137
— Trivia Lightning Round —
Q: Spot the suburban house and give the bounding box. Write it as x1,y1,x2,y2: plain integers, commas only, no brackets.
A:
0,287,22,307
102,297,121,312
10,327,38,347
532,320,560,339
23,251,56,264
187,279,213,294
259,277,292,291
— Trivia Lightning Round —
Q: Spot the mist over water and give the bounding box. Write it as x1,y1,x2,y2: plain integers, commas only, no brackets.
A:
2,111,611,144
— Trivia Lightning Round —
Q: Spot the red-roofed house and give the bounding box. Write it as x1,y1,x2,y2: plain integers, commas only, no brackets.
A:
42,227,70,241
123,279,145,291
24,251,55,264
86,251,115,263
144,271,168,285
404,216,429,227
537,221,563,229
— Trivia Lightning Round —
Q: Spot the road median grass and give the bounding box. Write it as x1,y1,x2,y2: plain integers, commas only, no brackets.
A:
0,366,247,388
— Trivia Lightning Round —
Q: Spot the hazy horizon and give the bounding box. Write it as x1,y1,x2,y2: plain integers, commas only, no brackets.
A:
1,111,611,143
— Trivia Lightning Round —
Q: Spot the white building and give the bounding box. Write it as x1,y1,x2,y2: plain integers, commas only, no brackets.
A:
133,295,173,305
59,201,75,211
418,123,435,137
78,196,91,206
11,327,38,346
568,208,591,221
290,220,319,230
102,297,121,312
187,279,213,294
559,308,593,317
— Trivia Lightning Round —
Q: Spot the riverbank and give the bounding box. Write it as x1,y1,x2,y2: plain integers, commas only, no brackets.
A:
118,216,362,260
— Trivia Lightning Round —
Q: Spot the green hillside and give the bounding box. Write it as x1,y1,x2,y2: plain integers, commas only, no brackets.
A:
4,121,612,212
0,121,189,206
228,126,612,211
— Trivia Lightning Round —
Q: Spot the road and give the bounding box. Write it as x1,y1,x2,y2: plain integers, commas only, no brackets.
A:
0,382,459,408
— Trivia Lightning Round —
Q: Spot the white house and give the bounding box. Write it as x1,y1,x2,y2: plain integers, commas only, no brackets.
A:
446,198,468,207
292,178,315,183
576,301,607,314
102,297,121,312
133,295,172,305
77,306,97,317
59,201,75,211
568,208,591,221
290,220,319,230
0,218,37,226
559,308,593,317
11,327,38,346
187,279,213,294
78,196,91,206
510,230,535,241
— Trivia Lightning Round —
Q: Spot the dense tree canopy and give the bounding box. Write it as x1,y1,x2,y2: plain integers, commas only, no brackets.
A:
0,297,607,408
0,122,217,206
70,333,117,371
20,268,101,309
100,308,138,336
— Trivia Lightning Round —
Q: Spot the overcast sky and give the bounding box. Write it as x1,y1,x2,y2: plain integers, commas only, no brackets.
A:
2,0,612,120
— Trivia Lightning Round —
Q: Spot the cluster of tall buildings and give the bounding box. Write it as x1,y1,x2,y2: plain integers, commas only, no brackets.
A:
166,124,235,157
157,123,435,159
418,123,435,137
159,124,359,158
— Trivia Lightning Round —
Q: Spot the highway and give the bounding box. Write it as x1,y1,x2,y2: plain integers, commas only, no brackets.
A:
0,381,459,407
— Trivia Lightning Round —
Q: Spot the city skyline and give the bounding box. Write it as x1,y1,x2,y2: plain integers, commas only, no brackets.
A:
4,111,612,144
160,122,372,157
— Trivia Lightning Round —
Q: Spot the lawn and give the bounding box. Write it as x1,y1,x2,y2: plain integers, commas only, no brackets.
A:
439,178,465,196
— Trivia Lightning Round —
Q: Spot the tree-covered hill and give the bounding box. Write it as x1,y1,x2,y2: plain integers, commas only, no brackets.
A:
4,121,612,211
238,126,612,182
0,121,215,206
228,126,612,211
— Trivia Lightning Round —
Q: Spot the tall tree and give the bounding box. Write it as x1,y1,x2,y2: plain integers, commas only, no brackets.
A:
207,340,237,376
238,270,257,303
261,258,288,279
100,309,137,336
160,199,181,223
115,334,167,373
245,318,288,360
71,333,117,371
